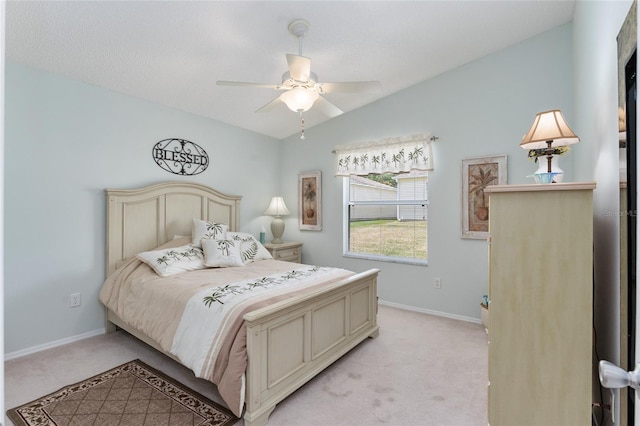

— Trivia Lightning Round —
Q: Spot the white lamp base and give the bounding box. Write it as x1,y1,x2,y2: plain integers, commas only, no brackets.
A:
270,217,285,244
534,155,564,182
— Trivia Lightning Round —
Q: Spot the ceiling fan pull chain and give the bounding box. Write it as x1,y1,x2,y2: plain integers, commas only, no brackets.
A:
300,112,306,140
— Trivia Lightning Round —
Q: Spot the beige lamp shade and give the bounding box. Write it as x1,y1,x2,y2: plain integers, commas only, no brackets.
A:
264,196,290,216
520,109,580,150
265,196,290,244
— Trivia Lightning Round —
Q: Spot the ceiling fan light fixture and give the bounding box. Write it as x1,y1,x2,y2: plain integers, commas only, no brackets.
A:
280,87,319,112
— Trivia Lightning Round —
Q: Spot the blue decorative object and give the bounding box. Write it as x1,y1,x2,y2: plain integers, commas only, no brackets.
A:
528,172,562,184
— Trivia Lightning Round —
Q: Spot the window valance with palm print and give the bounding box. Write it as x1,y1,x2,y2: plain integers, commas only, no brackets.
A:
334,134,433,176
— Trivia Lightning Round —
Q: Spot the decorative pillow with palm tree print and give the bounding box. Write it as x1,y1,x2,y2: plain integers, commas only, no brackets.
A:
191,219,229,247
136,244,206,277
226,232,273,264
201,238,245,268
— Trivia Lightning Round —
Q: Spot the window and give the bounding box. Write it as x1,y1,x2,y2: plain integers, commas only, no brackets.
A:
334,134,434,265
344,172,428,264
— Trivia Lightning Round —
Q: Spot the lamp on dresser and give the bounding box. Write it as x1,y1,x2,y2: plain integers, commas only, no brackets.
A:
264,196,290,244
520,109,580,183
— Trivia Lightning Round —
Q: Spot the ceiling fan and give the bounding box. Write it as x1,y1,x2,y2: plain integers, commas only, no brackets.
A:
216,19,382,138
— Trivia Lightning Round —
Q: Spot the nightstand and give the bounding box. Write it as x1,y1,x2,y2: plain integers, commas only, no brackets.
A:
263,241,303,263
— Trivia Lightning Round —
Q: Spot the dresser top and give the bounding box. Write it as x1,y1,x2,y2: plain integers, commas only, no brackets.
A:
485,182,596,193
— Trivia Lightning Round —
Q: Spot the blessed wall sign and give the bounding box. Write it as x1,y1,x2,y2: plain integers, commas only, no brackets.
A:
153,138,209,176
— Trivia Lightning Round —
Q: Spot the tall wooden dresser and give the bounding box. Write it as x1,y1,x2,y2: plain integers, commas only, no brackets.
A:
484,182,595,426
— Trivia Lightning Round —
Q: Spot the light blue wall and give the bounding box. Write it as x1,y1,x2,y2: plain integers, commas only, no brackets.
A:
573,1,634,420
4,63,280,354
279,24,574,320
5,3,630,357
574,0,632,367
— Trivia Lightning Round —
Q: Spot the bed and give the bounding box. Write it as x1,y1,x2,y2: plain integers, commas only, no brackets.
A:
100,181,380,426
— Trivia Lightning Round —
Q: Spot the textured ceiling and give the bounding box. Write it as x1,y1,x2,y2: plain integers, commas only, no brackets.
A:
6,1,576,140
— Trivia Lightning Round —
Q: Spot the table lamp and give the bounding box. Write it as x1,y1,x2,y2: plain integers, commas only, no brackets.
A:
520,109,579,180
264,196,290,244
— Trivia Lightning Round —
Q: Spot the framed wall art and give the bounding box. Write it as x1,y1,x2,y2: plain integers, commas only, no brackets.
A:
299,171,322,231
461,155,507,239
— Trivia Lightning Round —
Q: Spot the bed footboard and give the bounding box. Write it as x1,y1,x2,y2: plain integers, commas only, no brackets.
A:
243,268,379,426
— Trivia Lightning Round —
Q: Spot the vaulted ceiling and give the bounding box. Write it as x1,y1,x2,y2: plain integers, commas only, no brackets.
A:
6,1,576,140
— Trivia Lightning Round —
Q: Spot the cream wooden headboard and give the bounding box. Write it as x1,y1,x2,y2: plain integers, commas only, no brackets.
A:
105,181,241,276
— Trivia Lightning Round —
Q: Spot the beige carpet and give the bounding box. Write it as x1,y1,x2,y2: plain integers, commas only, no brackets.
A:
5,305,488,425
7,359,237,426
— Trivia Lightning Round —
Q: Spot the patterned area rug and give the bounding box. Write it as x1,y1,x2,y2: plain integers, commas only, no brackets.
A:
7,359,238,426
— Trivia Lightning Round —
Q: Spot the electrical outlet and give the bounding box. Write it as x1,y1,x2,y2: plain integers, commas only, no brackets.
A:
434,278,441,289
69,293,81,308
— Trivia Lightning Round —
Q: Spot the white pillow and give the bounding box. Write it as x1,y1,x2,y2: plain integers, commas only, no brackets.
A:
192,219,228,247
202,238,245,268
136,244,205,277
227,232,273,264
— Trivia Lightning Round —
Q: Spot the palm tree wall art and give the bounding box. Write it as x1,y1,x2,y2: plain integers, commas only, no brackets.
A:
461,155,507,239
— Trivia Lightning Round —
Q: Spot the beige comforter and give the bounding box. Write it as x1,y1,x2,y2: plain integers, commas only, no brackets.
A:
99,237,354,417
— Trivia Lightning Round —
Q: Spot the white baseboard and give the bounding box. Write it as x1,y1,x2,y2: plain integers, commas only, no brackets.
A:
5,302,479,360
5,328,105,361
379,299,481,324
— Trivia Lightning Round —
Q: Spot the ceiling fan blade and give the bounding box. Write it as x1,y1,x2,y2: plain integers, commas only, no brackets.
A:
255,96,283,113
317,81,382,94
286,54,311,82
217,80,280,90
314,96,343,118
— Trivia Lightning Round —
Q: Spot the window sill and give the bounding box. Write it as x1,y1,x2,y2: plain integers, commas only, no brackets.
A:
343,252,428,266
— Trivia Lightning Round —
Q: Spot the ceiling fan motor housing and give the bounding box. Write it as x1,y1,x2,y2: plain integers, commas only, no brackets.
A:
281,71,318,87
